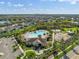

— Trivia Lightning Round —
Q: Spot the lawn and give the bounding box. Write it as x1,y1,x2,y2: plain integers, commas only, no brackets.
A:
63,27,79,32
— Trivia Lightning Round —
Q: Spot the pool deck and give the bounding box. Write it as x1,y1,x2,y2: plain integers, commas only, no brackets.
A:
24,30,49,39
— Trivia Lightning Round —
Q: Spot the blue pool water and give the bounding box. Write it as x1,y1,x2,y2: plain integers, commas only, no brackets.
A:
25,30,49,38
0,21,7,24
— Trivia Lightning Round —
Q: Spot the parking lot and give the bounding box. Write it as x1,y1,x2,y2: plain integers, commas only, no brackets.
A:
0,37,21,59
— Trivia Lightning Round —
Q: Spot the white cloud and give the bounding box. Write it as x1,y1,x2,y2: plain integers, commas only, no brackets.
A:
58,0,79,4
13,4,24,7
7,2,12,6
7,2,11,5
71,1,76,4
0,1,5,4
58,0,65,2
28,3,33,6
40,0,56,2
40,0,79,4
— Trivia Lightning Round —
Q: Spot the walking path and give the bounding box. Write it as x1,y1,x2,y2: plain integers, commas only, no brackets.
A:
12,37,24,53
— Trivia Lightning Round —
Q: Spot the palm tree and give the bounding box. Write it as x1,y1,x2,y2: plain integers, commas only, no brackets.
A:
38,35,41,39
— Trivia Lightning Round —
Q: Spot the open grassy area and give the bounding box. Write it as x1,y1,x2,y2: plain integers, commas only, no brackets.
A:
63,27,79,32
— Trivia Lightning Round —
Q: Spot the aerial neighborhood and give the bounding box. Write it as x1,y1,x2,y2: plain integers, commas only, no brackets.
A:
0,15,79,59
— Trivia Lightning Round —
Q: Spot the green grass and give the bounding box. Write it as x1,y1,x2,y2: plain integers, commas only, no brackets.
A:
63,27,79,32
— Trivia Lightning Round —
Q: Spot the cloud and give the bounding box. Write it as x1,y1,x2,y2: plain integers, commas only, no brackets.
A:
58,0,79,4
13,4,24,7
7,2,12,6
40,0,56,2
7,2,11,5
40,0,79,4
7,2,24,7
0,1,5,4
71,1,76,4
28,3,33,6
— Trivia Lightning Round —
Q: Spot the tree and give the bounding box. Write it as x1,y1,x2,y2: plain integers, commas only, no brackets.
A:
21,50,36,59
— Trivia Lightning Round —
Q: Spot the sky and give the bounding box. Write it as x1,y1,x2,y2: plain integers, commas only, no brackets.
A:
0,0,79,14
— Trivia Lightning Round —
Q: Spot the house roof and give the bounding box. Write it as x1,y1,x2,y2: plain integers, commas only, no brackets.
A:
28,38,47,46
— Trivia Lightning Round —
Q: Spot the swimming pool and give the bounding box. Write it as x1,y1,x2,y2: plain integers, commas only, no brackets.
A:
24,30,49,38
0,21,7,24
